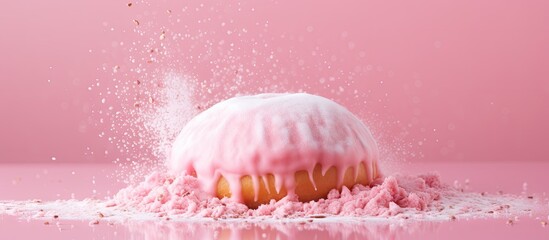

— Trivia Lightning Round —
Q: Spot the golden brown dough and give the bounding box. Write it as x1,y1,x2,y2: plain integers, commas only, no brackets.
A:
217,162,378,209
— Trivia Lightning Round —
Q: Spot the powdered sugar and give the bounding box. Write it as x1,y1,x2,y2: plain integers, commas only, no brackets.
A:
96,171,537,221
1,171,540,224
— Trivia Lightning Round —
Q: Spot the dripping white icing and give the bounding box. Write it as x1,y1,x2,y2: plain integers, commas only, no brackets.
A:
169,93,379,202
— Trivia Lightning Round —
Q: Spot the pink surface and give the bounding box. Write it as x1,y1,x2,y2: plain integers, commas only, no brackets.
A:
170,93,379,201
2,214,548,240
1,214,548,240
1,0,549,163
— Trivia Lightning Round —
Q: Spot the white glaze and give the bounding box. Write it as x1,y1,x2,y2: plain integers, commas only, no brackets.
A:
169,93,379,202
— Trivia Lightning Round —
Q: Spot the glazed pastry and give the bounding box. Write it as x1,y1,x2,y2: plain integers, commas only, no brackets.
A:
169,93,380,208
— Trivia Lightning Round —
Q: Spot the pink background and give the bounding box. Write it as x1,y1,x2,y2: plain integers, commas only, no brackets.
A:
1,0,548,164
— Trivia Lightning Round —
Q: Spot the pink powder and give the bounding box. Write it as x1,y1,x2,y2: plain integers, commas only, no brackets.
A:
0,169,541,223
107,171,448,218
86,91,544,221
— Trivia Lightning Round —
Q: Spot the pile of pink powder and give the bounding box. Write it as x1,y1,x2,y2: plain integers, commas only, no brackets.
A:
0,170,540,224
106,171,445,219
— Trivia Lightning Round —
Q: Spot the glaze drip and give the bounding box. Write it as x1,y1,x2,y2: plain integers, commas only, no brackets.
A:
169,93,380,203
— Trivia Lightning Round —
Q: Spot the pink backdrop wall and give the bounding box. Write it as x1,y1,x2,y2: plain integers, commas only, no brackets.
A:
1,0,548,163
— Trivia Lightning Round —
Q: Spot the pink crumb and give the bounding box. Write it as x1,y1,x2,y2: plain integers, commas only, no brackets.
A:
106,171,445,218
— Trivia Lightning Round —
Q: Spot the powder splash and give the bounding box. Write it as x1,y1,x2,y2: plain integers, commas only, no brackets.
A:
1,172,541,224
2,0,542,230
102,171,537,220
